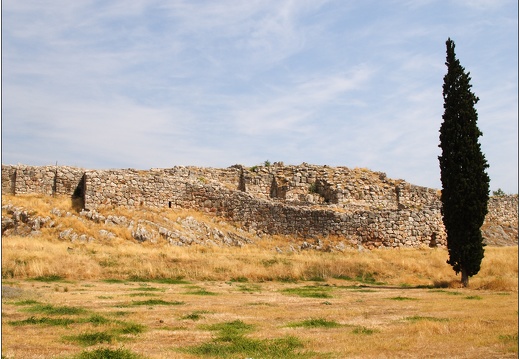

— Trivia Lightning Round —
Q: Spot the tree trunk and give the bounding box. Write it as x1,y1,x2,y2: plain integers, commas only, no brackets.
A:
461,267,469,287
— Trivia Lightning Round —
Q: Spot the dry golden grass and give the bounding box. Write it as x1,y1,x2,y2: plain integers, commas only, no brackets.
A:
2,194,518,288
2,194,518,358
3,233,517,291
2,275,518,359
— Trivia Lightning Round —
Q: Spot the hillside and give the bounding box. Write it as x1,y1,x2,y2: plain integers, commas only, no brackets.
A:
1,192,518,254
1,163,518,251
2,193,518,288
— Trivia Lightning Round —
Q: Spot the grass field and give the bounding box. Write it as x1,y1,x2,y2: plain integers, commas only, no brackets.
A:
1,195,518,358
2,273,518,358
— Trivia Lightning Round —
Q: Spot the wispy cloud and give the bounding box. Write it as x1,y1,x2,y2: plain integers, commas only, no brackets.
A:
2,0,517,192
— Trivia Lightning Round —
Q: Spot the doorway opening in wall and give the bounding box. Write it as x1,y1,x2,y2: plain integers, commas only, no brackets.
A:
168,201,172,208
71,175,85,212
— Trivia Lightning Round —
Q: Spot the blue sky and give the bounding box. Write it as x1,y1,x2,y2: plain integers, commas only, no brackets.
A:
2,0,518,193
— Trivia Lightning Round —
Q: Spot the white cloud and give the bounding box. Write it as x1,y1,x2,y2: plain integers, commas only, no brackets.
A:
2,0,517,192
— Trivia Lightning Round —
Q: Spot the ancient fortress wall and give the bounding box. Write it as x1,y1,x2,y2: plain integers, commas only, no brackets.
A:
2,164,517,249
1,165,85,196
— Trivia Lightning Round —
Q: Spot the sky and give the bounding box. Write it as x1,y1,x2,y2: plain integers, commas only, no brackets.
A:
2,0,518,193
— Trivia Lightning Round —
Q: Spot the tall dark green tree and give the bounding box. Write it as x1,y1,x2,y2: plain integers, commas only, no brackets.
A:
439,38,490,287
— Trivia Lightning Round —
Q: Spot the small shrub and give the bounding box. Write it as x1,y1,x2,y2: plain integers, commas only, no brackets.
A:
493,188,506,196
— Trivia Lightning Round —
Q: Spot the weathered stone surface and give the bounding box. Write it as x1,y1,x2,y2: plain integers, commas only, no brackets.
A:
2,164,518,249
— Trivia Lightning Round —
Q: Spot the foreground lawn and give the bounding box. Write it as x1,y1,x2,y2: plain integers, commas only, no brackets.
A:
2,276,517,359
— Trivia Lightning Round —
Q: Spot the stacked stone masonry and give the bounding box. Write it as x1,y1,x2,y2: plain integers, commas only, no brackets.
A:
2,164,518,249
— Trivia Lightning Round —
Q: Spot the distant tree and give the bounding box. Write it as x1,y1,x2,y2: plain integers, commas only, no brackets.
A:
438,38,490,287
492,188,506,196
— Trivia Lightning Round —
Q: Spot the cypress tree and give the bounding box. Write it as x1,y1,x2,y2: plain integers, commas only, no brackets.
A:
438,38,490,287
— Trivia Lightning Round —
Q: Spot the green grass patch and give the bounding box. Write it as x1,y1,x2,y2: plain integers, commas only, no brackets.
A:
337,285,377,292
181,311,210,321
499,333,519,354
387,296,418,301
182,334,312,358
352,326,378,335
262,258,284,267
202,320,255,337
404,315,449,323
430,289,463,295
286,318,341,328
23,303,87,315
464,295,483,300
281,285,333,298
183,320,314,358
64,321,145,346
184,286,217,296
72,347,144,359
128,276,189,285
229,276,248,283
499,333,518,343
236,283,262,293
128,299,184,306
334,272,384,285
30,275,65,282
8,316,75,327
64,331,118,346
12,299,41,306
127,293,159,297
132,286,163,292
110,311,133,317
115,322,146,335
102,279,127,284
81,314,111,326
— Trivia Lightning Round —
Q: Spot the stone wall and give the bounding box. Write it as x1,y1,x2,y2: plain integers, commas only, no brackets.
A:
2,164,517,249
1,165,85,196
